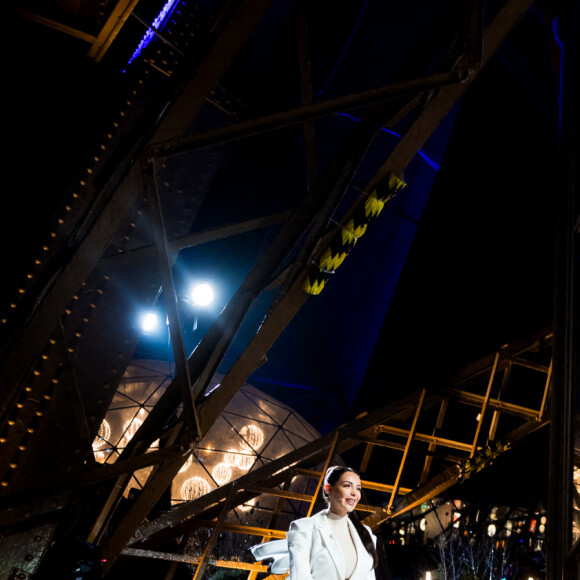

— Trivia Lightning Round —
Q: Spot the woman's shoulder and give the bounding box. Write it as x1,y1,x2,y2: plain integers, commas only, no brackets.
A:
288,515,315,531
288,510,327,531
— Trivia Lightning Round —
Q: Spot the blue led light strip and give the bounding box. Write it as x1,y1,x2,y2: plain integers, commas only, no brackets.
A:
126,0,181,67
337,112,441,170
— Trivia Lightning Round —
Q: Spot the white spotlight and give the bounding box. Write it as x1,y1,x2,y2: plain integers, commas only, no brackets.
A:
191,283,214,307
140,311,160,332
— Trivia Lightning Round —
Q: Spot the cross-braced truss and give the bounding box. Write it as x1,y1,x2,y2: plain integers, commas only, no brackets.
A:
100,328,552,577
1,0,573,577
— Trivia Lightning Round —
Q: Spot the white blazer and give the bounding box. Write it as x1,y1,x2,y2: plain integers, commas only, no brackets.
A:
286,509,377,580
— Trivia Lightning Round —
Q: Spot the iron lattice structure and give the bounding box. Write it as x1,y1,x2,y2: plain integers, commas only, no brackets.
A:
0,0,578,578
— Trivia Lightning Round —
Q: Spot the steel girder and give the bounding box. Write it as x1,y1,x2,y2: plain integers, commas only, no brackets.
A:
0,0,278,489
0,0,538,577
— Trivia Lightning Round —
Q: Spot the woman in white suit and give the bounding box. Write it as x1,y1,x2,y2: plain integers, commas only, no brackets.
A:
286,465,378,580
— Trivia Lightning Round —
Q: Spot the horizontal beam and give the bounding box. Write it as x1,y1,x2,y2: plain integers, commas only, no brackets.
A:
376,425,474,453
8,7,97,43
245,486,391,513
352,436,464,464
354,503,378,513
360,479,413,495
291,467,323,479
246,486,313,503
444,389,541,420
510,356,551,373
251,472,413,496
149,69,472,159
112,211,293,262
190,520,287,539
121,547,268,571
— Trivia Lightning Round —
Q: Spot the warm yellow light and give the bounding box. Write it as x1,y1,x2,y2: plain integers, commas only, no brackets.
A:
94,450,111,464
240,424,264,450
179,454,193,473
92,419,111,451
236,444,256,471
181,476,211,501
224,443,255,471
212,462,232,485
224,449,240,466
122,418,142,442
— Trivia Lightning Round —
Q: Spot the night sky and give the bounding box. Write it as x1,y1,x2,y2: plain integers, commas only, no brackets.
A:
2,0,560,514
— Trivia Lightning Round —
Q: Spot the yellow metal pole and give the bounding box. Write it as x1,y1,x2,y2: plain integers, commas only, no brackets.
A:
306,431,339,517
192,484,239,580
385,389,426,514
539,359,553,420
419,399,449,485
360,426,379,473
470,352,500,457
487,360,512,443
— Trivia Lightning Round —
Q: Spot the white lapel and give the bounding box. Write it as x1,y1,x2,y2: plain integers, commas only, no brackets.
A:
314,510,346,579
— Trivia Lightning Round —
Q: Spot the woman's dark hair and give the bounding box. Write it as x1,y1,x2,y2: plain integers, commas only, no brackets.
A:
323,465,379,569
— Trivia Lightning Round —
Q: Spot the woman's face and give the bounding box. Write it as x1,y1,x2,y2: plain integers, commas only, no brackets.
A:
326,471,362,516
